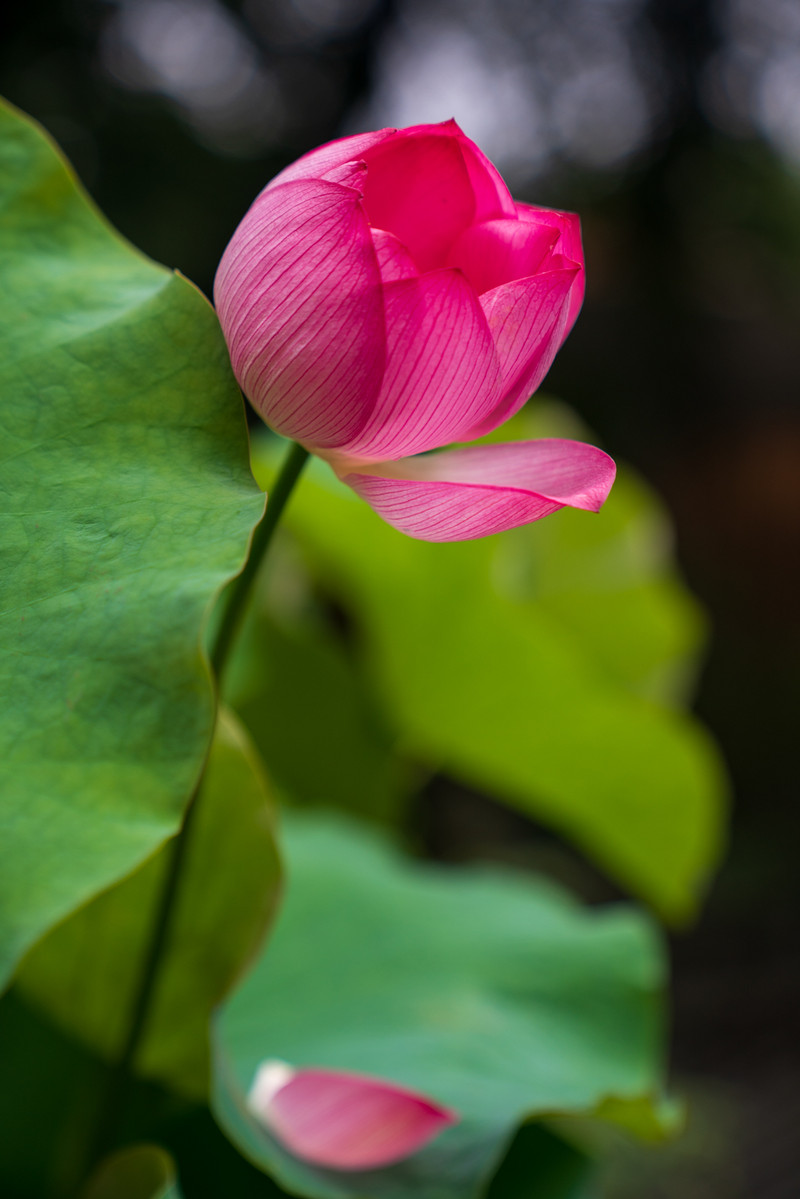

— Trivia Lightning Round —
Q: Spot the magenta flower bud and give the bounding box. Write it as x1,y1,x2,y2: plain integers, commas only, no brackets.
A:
247,1060,458,1170
215,120,615,541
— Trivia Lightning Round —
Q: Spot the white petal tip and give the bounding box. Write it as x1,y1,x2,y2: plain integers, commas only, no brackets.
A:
248,1060,297,1114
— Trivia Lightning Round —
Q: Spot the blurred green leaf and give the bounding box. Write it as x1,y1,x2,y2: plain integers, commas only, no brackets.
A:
251,421,726,921
83,1145,182,1199
0,988,287,1199
491,404,708,708
0,99,264,986
485,1122,596,1199
225,594,409,825
158,1104,296,1199
213,814,665,1199
0,988,102,1197
587,1093,684,1143
17,710,281,1099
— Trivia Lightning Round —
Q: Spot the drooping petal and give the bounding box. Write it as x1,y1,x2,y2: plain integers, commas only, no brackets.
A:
370,228,419,283
248,1061,457,1171
446,217,560,295
359,128,478,272
517,203,584,332
463,266,580,440
266,129,396,188
340,439,616,541
214,179,385,449
334,268,501,463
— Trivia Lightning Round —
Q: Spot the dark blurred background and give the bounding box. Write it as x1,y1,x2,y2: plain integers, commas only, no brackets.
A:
1,1,798,1195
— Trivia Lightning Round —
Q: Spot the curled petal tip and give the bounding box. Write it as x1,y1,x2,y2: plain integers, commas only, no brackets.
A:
585,452,616,512
248,1061,457,1171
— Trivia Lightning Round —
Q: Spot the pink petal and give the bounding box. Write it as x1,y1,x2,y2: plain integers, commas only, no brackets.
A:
370,228,419,283
266,130,396,188
446,218,560,295
463,267,581,440
320,159,369,190
451,123,518,221
516,203,584,333
248,1062,457,1171
340,439,616,541
359,127,478,272
334,269,501,463
214,179,385,449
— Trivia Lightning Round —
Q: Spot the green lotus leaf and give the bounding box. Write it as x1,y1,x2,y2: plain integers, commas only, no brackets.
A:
213,814,666,1199
250,419,726,921
17,709,281,1098
0,99,264,985
224,595,410,825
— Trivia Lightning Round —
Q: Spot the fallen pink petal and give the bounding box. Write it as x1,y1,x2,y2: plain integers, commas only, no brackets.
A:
214,119,616,541
247,1061,458,1171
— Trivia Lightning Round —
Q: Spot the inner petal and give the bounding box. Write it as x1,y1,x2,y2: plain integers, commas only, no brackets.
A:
370,228,419,283
447,218,560,294
455,130,517,222
360,130,477,273
516,204,584,332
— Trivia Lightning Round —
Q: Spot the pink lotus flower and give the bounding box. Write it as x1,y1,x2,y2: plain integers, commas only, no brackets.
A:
215,120,615,541
247,1060,458,1170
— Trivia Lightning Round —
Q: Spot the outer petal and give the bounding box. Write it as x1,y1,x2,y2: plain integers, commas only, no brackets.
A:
359,128,478,272
320,159,369,189
446,217,560,295
463,266,580,441
517,203,584,333
214,178,385,449
340,439,616,542
334,269,501,463
266,129,396,188
248,1061,457,1171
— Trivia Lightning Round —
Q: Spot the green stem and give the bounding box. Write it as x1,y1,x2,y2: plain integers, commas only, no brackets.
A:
87,439,309,1173
212,440,309,684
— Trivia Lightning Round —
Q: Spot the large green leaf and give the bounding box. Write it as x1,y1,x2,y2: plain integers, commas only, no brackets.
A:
17,709,281,1099
250,422,726,921
213,815,665,1199
0,99,264,985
